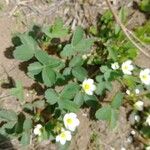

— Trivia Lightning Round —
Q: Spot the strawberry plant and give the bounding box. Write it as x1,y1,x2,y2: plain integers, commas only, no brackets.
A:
0,8,150,149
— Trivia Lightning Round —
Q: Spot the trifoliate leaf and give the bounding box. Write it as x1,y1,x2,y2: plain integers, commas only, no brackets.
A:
13,34,38,61
45,89,60,105
43,18,68,38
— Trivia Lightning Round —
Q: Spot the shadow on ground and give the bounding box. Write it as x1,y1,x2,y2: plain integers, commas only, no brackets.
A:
0,134,16,150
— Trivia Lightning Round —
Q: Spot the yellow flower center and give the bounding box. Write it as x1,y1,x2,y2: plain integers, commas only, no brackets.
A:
60,132,66,139
83,84,90,91
142,75,148,80
123,65,128,70
67,118,73,125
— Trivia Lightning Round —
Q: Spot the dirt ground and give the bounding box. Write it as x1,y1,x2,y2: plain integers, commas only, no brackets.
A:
0,0,150,150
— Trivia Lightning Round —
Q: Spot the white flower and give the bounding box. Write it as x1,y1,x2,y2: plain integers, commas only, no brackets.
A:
146,115,150,126
33,124,42,136
134,115,140,122
121,60,134,75
126,89,131,95
121,147,126,150
134,101,144,111
146,146,150,150
63,113,80,131
82,54,88,60
135,89,140,94
131,130,136,135
140,69,150,85
111,62,119,70
56,129,72,145
82,78,96,95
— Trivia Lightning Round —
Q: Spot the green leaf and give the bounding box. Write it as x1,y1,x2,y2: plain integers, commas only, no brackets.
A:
43,18,68,38
107,47,118,61
45,89,60,105
110,109,118,129
104,69,112,81
71,26,84,46
95,105,111,121
60,83,80,100
28,62,43,76
20,131,30,146
33,100,45,109
84,94,99,108
75,38,94,53
63,67,72,76
58,99,79,112
60,44,74,58
23,118,32,131
35,50,61,67
13,34,37,61
69,56,83,67
95,82,106,95
42,67,56,87
111,92,124,109
100,66,109,73
105,82,113,91
10,81,24,102
74,92,84,107
0,109,17,122
140,0,150,12
72,66,87,82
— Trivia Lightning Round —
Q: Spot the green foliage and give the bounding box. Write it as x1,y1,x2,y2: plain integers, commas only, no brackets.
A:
135,21,150,44
6,8,150,146
60,26,94,58
140,0,150,12
13,34,39,61
0,109,18,122
111,92,124,109
96,92,124,128
10,81,24,102
43,18,68,38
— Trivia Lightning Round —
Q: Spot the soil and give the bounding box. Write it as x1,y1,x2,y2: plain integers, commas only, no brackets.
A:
0,0,149,150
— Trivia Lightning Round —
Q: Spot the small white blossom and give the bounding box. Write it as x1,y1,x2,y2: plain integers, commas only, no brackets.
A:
140,69,150,85
134,101,144,111
131,130,136,135
146,115,150,126
126,90,131,95
33,124,42,136
135,89,140,94
121,60,134,75
82,55,88,60
121,147,126,150
82,78,96,95
111,62,119,70
56,129,72,145
146,146,150,150
134,115,140,122
63,113,80,131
